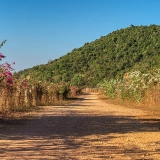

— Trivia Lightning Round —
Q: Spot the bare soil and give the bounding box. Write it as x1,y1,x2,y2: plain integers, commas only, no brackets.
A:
0,92,160,160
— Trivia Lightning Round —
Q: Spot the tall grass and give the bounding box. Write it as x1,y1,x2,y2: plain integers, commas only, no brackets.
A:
0,80,71,113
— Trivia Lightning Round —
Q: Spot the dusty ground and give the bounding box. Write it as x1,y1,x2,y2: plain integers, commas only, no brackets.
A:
0,92,160,160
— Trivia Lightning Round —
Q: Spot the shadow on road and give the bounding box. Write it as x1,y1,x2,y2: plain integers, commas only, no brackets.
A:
0,92,160,159
0,114,160,159
0,114,159,138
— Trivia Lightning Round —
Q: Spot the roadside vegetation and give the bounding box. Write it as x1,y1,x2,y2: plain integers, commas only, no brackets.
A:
0,41,81,115
97,69,160,111
1,24,160,116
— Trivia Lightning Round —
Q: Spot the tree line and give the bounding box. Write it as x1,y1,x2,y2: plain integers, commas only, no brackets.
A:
17,24,160,87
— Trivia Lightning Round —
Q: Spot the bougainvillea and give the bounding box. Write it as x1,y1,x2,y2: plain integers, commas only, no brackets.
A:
0,40,79,114
0,40,15,86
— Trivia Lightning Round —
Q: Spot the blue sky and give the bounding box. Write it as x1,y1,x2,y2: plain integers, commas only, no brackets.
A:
0,0,160,71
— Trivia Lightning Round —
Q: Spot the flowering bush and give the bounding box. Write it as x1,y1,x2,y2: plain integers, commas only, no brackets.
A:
97,79,118,98
0,40,15,87
0,40,80,114
97,69,160,106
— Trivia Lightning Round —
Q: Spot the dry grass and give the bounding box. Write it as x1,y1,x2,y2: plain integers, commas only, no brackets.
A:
98,93,160,117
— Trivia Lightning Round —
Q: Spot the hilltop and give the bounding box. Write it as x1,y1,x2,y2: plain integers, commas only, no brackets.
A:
17,25,160,87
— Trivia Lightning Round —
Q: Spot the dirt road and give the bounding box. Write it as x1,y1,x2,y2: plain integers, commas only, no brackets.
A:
0,92,160,159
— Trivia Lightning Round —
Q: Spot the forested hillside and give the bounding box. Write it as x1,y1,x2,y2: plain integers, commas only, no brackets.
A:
17,25,160,87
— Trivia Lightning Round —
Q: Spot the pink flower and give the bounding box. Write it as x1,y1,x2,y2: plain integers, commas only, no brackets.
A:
6,77,13,85
5,63,11,69
4,71,12,76
0,53,5,59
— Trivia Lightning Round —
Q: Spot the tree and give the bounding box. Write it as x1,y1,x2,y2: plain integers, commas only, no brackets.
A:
70,74,85,87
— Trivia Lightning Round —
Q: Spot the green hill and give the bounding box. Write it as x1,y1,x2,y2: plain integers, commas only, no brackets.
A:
17,24,160,87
